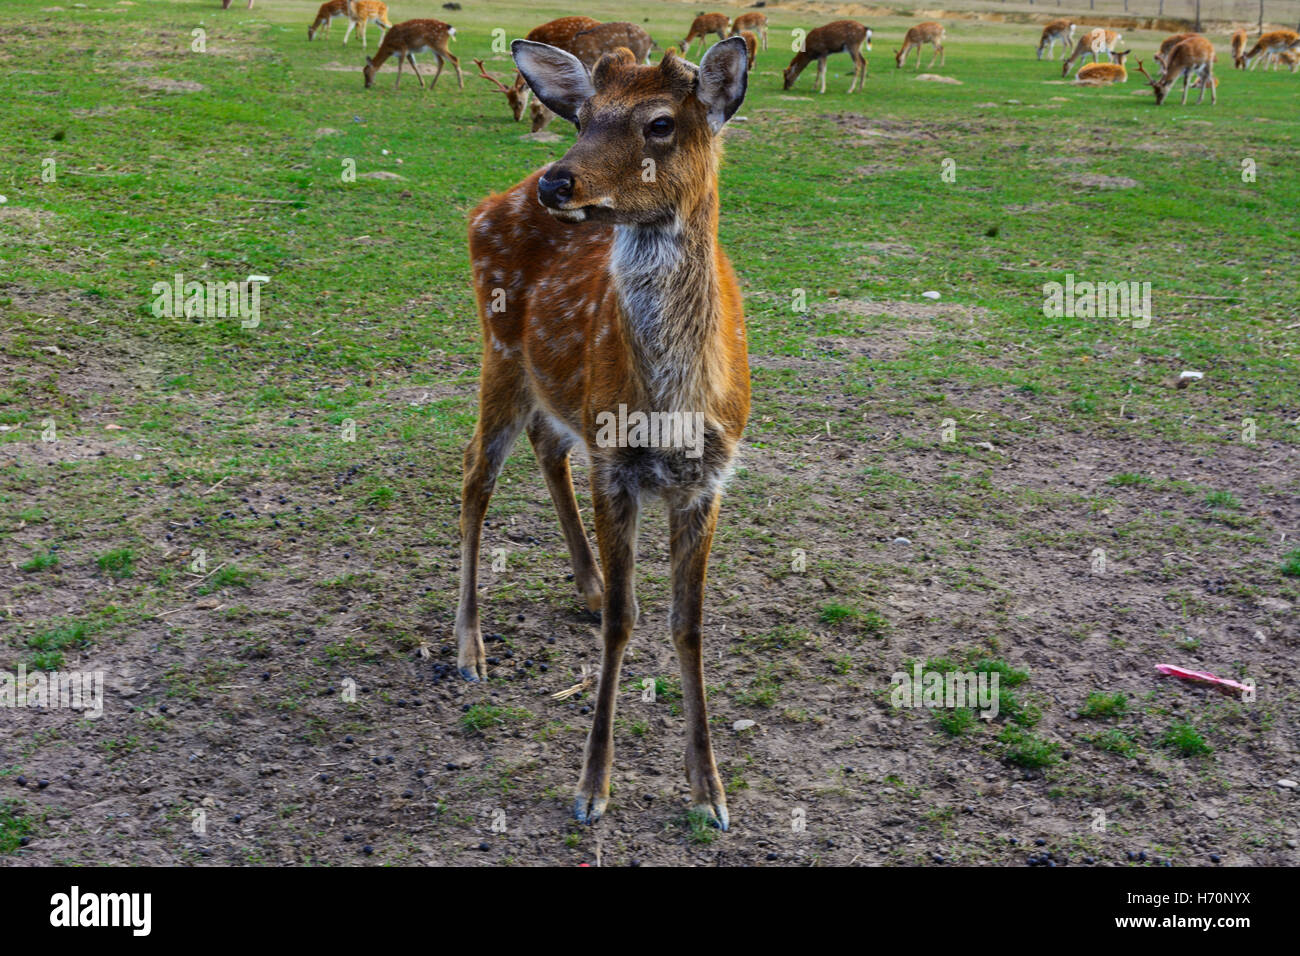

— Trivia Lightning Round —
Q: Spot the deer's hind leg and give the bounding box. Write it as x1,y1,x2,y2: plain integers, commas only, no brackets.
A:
454,360,529,681
527,416,603,615
668,490,728,829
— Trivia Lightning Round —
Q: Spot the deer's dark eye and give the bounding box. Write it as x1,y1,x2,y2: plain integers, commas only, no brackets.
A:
646,117,675,138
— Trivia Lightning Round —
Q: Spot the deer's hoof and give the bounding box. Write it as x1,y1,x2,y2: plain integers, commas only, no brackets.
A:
574,792,608,825
458,665,482,682
691,801,730,832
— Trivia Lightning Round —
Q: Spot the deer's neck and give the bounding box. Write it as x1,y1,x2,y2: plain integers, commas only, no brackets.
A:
609,188,725,413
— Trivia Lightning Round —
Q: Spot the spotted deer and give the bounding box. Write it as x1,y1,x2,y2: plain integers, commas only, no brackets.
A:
1134,35,1217,105
339,0,392,50
681,13,730,57
785,20,872,92
473,16,601,127
1245,29,1300,69
1037,19,1075,60
308,0,349,40
571,21,656,67
895,21,945,70
1076,49,1131,84
459,37,752,830
362,19,462,91
1062,27,1121,76
731,12,768,51
1230,29,1249,69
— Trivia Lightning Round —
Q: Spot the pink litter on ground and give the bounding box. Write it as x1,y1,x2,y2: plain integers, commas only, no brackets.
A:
1155,664,1251,696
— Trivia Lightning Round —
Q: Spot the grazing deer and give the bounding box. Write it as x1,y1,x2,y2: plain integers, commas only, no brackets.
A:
1062,27,1120,76
1279,49,1300,71
460,37,752,830
785,20,872,93
731,12,768,51
1153,33,1198,76
571,22,655,67
475,17,601,124
1076,49,1131,84
1230,29,1248,69
739,30,757,69
341,0,392,51
895,21,945,70
1245,29,1300,70
362,19,462,92
681,13,730,57
1037,19,1075,60
1134,36,1217,105
308,0,349,41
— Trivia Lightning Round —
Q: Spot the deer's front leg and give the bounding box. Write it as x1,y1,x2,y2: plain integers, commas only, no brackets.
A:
574,476,640,825
669,492,728,830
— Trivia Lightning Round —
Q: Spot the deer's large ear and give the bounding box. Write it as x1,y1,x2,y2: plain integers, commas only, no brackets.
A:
696,36,748,132
511,40,595,127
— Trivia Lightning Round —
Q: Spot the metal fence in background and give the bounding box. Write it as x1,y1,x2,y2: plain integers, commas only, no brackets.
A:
888,0,1300,32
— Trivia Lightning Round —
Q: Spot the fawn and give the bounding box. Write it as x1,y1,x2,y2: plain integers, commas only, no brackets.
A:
362,19,462,92
459,37,752,829
895,21,945,70
731,12,768,51
784,20,872,93
1037,19,1075,60
1076,49,1131,84
307,0,349,41
681,13,731,57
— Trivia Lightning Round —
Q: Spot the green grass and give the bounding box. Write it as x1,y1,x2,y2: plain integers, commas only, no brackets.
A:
1160,721,1212,757
461,704,530,734
1079,691,1129,719
19,549,58,572
1282,550,1300,578
998,726,1060,768
0,801,37,854
95,548,136,580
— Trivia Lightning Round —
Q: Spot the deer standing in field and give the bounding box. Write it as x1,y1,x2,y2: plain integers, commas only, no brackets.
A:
895,21,945,70
571,22,655,67
1278,49,1300,71
308,0,349,41
1037,19,1075,60
1245,29,1300,69
1062,27,1121,76
474,16,601,127
785,20,872,92
459,37,752,830
681,13,730,57
362,19,462,92
1134,36,1217,105
739,30,757,69
1076,49,1131,84
731,12,768,51
340,0,391,50
1230,29,1248,69
1153,33,1198,77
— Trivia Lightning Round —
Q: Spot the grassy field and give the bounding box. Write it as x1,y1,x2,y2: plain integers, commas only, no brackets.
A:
1,0,1298,866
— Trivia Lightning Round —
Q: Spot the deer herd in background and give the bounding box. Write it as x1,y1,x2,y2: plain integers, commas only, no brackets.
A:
264,2,1300,109
1042,16,1299,104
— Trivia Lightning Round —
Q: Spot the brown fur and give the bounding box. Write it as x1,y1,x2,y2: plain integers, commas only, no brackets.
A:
785,20,872,93
731,12,768,51
570,22,655,68
361,18,461,92
1076,49,1131,84
1062,27,1122,76
681,12,730,57
1244,29,1300,70
1135,36,1217,105
895,21,945,70
1037,18,1075,60
460,42,752,831
307,0,349,41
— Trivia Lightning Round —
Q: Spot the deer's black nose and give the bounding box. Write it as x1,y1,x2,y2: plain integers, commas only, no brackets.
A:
538,168,574,207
